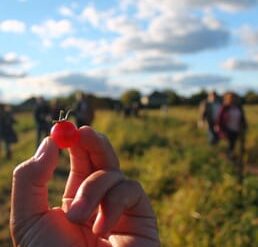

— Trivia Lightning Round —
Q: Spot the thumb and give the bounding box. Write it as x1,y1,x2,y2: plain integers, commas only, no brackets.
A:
10,137,59,230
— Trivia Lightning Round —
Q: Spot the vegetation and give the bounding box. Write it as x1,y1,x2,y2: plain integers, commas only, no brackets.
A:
0,106,258,246
16,89,258,114
120,89,141,106
245,91,258,105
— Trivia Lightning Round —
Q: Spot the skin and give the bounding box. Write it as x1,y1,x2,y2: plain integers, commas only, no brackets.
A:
10,126,160,247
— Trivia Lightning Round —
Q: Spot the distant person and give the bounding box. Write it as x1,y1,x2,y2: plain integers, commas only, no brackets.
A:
74,92,94,127
34,96,51,147
50,98,63,121
217,92,247,158
131,102,140,117
122,104,131,118
113,102,122,114
160,104,169,118
199,91,222,144
1,104,18,159
122,103,140,118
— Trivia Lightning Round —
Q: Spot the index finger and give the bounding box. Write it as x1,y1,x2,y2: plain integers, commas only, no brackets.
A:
63,126,119,208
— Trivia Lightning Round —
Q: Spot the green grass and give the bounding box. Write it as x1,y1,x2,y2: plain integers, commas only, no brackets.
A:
0,106,258,246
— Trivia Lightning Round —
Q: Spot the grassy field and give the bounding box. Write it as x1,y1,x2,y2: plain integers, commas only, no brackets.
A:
0,106,258,246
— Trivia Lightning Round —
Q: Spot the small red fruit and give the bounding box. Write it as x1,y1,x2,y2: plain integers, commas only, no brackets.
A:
50,110,79,149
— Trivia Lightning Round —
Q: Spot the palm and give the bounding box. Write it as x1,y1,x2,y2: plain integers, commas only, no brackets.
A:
23,207,157,247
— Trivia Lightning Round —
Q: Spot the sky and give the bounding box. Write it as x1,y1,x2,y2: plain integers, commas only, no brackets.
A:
0,0,258,103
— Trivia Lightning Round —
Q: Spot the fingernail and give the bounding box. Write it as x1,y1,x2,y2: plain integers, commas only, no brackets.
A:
34,138,49,159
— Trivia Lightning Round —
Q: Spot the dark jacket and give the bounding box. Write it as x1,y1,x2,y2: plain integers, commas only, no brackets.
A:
1,111,18,143
218,105,247,133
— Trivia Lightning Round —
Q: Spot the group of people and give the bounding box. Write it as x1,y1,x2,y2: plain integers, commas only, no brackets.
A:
0,90,247,162
35,91,95,147
199,91,247,159
0,91,94,160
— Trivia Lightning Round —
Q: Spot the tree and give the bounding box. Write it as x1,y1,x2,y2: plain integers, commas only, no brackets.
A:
188,90,208,105
163,89,181,105
244,90,258,104
121,89,141,106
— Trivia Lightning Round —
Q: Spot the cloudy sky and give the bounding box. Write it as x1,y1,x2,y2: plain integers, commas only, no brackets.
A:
0,0,258,103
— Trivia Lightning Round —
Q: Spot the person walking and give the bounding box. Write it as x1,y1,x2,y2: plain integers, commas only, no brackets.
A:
199,91,222,145
217,92,247,159
34,96,51,147
1,104,18,159
73,92,94,127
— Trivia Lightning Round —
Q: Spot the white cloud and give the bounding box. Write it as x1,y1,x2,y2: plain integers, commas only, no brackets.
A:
223,58,258,71
186,0,258,11
55,71,117,94
0,76,70,103
31,19,73,47
63,12,230,64
59,6,74,17
80,6,100,27
60,3,230,65
171,73,231,86
110,72,232,97
61,37,115,64
202,13,223,30
0,69,26,78
134,72,232,95
119,53,188,73
0,52,34,78
0,52,24,65
215,0,258,12
239,26,258,47
0,20,26,33
61,37,97,54
0,70,122,103
109,13,230,56
132,0,258,17
80,6,114,28
106,15,139,35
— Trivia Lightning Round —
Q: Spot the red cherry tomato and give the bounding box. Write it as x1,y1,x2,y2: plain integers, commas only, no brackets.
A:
50,120,79,149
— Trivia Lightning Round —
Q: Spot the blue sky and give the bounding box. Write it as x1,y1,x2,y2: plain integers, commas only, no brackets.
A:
0,0,258,103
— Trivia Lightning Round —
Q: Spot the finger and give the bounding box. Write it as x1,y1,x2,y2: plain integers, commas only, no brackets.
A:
63,126,119,210
76,126,119,170
62,141,92,212
11,138,59,226
67,170,124,224
92,180,156,236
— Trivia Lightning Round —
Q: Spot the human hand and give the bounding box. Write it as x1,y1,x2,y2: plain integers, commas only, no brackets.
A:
10,126,160,247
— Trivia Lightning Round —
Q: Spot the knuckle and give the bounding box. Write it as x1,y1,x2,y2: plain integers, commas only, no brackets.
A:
126,179,143,191
78,126,95,139
13,161,34,179
82,177,97,192
79,125,92,132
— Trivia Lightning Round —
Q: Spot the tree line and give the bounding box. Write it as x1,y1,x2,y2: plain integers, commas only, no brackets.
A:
13,88,258,112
